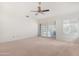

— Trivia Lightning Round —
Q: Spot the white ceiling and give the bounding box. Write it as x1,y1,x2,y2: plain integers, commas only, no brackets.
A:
0,2,79,20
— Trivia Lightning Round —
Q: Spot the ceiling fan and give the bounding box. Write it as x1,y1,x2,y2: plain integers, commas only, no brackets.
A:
26,2,50,18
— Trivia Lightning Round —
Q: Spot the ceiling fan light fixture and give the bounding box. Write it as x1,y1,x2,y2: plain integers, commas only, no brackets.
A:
26,2,50,18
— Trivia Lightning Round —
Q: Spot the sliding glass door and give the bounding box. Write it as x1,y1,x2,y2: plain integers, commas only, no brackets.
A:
39,23,56,38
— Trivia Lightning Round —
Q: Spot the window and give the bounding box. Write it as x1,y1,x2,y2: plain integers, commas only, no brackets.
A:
63,19,79,39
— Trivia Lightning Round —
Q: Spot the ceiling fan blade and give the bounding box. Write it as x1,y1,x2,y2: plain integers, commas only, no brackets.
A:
42,9,50,12
31,11,38,12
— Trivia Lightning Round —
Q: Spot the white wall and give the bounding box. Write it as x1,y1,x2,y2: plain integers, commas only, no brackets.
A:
0,3,38,43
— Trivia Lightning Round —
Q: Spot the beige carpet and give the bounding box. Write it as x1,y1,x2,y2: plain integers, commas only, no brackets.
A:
0,37,79,56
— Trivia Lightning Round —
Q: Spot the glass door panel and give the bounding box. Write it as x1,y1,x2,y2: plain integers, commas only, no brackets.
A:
40,23,56,38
